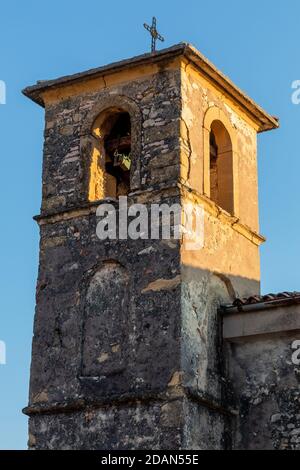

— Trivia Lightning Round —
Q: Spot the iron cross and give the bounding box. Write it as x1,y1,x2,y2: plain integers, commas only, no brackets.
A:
144,17,165,53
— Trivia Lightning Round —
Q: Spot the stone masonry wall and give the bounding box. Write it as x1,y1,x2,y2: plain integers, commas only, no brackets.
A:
27,66,190,449
226,333,300,450
41,68,181,215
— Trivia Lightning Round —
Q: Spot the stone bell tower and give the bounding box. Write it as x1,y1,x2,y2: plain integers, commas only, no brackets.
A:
23,44,278,450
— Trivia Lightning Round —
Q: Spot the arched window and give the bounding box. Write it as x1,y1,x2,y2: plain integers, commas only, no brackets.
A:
89,109,132,201
209,120,234,214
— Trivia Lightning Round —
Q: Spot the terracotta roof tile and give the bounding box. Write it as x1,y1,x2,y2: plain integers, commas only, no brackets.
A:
222,292,300,311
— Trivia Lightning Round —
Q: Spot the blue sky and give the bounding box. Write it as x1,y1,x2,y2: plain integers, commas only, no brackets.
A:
0,0,299,450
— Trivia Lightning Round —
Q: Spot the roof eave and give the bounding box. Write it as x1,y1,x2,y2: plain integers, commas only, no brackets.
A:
222,295,300,314
22,43,279,132
22,44,186,107
183,44,279,133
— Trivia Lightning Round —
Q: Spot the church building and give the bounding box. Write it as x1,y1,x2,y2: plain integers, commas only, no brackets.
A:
23,43,300,450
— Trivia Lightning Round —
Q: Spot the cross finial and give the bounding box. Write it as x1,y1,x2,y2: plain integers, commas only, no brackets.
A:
143,17,165,53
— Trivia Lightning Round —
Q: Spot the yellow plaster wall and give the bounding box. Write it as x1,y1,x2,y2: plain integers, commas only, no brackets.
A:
180,191,261,297
180,61,262,294
180,60,260,233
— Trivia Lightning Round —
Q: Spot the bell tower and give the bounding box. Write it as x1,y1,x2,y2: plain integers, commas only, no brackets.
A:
23,44,278,450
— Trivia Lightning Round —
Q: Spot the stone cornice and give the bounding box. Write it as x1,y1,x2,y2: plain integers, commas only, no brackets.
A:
180,183,266,247
34,183,266,248
23,385,237,418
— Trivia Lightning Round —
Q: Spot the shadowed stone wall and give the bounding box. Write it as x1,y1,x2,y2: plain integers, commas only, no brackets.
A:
224,304,300,450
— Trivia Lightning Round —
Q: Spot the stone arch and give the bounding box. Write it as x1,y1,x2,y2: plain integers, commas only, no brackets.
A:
80,95,142,200
203,106,239,216
81,260,130,378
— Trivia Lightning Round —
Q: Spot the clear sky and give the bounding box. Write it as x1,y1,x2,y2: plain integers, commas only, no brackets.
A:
0,0,299,450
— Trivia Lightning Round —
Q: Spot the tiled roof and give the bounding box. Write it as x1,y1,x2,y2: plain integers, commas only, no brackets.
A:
224,292,300,311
